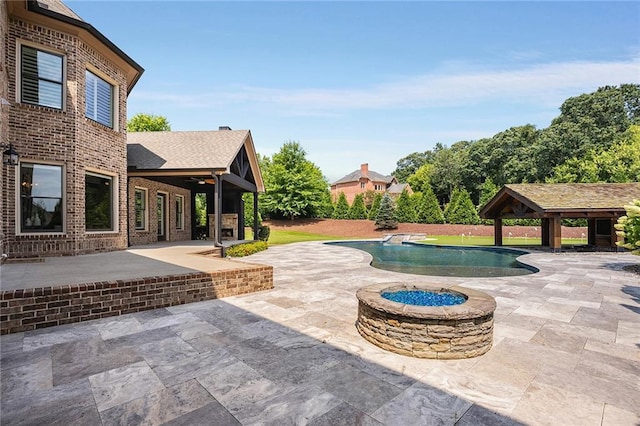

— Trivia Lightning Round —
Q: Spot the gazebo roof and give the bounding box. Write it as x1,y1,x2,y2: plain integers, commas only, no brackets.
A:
480,183,640,218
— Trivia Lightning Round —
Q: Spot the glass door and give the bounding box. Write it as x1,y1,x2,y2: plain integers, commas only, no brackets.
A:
157,193,166,241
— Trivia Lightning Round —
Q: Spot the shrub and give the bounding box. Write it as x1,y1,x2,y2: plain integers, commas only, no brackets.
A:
417,185,445,224
368,192,383,220
348,194,368,219
257,225,271,241
375,193,398,230
395,189,416,223
226,241,268,257
445,188,480,225
615,199,640,254
332,192,350,219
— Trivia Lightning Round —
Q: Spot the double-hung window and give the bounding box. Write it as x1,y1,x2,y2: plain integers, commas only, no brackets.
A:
19,163,64,233
85,70,114,128
175,195,184,230
134,188,148,230
85,171,115,231
20,45,64,109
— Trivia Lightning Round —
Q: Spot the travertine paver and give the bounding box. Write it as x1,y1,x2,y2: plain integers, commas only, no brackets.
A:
1,242,639,425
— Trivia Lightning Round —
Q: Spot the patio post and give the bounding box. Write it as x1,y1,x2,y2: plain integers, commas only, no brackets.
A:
253,192,259,241
494,218,503,246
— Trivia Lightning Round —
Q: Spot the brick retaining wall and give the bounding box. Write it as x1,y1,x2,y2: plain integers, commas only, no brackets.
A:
0,265,273,334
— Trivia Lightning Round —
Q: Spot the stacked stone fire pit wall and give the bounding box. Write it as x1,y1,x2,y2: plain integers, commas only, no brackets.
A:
356,284,496,359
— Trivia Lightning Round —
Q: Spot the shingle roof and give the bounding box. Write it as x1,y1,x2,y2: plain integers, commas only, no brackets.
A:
127,130,250,171
387,183,410,194
504,183,640,211
332,168,394,185
480,183,640,218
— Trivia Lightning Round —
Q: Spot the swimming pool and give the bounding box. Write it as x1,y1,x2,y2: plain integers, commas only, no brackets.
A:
327,241,537,277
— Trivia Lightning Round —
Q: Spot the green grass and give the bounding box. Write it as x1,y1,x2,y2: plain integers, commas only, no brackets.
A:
255,228,587,246
418,236,587,246
248,229,352,245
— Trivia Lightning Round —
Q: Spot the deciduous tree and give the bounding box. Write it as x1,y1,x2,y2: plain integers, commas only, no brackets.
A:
127,113,171,132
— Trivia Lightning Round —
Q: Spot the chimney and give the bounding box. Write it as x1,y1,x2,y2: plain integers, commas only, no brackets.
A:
218,126,232,131
360,163,369,176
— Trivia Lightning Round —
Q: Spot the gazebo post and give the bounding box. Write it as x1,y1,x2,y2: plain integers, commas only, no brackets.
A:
253,192,259,241
542,218,550,247
494,218,503,246
550,215,562,251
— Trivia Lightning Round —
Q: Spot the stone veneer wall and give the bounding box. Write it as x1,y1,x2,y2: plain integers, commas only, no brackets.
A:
356,284,496,359
0,264,273,335
128,177,192,246
2,13,130,258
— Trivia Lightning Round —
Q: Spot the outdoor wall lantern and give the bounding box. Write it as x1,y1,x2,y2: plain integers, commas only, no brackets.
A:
2,143,19,166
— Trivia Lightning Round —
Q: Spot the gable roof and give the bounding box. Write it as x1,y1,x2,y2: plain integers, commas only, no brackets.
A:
332,168,395,185
387,183,411,194
127,130,264,192
480,183,640,218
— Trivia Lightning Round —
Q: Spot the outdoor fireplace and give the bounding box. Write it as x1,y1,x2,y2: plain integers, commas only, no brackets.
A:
208,214,239,241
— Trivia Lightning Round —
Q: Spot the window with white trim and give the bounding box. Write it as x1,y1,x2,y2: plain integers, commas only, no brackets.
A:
19,163,63,233
20,45,64,109
360,182,365,189
175,195,184,230
85,171,114,231
134,188,148,230
85,70,114,128
374,184,383,191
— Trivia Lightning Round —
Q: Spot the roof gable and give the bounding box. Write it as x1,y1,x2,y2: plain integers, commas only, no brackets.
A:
127,130,264,192
332,168,394,185
480,183,640,219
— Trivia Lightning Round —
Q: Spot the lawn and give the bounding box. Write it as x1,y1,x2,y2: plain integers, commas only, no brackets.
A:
253,229,587,247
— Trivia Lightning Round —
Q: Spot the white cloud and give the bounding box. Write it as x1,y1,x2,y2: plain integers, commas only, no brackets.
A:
130,57,640,114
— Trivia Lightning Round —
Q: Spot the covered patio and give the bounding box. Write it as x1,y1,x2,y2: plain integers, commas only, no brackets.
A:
480,183,640,251
127,128,264,247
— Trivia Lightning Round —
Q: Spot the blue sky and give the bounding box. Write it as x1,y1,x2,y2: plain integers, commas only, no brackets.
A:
68,1,640,183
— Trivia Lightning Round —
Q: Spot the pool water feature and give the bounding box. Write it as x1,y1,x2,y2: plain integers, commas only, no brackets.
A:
328,241,537,277
381,289,466,306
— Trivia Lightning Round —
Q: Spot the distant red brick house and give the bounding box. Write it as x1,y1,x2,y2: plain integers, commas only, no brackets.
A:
330,163,412,204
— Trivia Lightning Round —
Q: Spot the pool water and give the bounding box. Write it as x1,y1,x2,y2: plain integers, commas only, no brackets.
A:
327,241,537,277
381,290,466,306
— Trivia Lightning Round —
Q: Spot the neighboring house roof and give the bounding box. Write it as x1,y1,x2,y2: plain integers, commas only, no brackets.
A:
332,169,394,186
12,0,144,92
127,130,264,192
387,183,411,194
480,183,640,218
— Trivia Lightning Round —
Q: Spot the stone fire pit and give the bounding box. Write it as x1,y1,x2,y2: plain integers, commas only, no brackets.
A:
356,283,496,359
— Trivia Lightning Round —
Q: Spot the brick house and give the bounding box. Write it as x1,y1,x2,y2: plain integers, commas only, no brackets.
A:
330,163,412,204
0,0,263,259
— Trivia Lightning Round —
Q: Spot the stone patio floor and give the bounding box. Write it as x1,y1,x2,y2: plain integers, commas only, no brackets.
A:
1,242,639,425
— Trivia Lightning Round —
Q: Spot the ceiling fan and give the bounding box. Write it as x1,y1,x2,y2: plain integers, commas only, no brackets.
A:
186,177,215,185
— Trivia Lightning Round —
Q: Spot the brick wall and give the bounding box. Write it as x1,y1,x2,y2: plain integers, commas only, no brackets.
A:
128,178,192,246
0,264,274,334
2,15,130,258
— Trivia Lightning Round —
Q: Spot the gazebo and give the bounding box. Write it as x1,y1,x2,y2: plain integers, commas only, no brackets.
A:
479,183,640,250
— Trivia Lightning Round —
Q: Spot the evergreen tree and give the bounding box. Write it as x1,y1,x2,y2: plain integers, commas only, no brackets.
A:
417,185,445,224
445,188,480,224
368,192,383,220
375,193,398,230
394,189,416,223
332,192,350,219
348,194,368,219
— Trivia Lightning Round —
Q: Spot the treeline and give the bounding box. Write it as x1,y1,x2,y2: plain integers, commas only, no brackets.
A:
254,84,639,223
393,84,640,206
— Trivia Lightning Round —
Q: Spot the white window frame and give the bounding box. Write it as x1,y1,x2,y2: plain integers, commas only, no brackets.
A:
134,187,148,231
85,168,119,234
16,40,66,110
85,65,119,130
16,160,66,236
175,195,184,230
